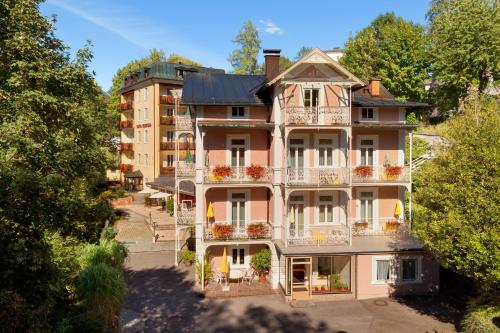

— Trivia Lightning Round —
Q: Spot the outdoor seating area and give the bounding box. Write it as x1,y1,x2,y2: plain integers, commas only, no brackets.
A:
204,279,274,299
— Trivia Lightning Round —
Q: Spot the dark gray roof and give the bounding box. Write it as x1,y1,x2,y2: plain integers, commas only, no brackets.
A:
147,176,194,195
353,96,427,107
182,73,268,105
125,170,143,178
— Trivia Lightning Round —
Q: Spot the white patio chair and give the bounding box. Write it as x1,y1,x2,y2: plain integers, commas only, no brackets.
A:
241,268,255,285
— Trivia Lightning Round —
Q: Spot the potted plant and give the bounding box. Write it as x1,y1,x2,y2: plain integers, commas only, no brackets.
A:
384,165,403,180
160,198,167,211
196,252,212,286
354,221,369,229
246,164,265,180
353,165,373,178
384,220,401,233
212,224,234,239
180,249,195,266
251,249,271,282
330,274,349,292
212,165,232,181
246,223,268,238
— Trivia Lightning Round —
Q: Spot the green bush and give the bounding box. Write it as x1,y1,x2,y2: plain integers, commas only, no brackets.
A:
166,197,174,216
406,112,419,125
79,239,127,270
405,136,430,164
251,249,271,273
57,309,106,333
196,252,213,283
180,250,195,265
77,263,127,327
461,303,500,333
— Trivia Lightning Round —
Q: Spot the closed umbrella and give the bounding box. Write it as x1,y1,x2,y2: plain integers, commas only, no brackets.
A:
394,201,401,218
289,206,295,223
206,202,214,219
220,247,228,287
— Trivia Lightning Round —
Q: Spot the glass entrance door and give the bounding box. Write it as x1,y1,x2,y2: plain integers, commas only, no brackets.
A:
290,257,312,300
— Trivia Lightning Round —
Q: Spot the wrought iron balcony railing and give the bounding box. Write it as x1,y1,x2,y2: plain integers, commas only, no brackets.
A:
286,225,349,246
204,221,273,241
285,167,349,186
351,217,408,236
351,165,410,183
284,106,350,126
204,166,272,184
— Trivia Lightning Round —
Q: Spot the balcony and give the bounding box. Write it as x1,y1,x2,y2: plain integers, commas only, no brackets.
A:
160,141,195,150
284,106,350,126
351,217,408,236
159,95,175,104
119,163,133,172
120,143,133,151
204,166,272,184
204,221,273,241
160,116,175,125
175,115,194,131
352,165,410,183
286,225,349,246
160,166,175,176
176,161,195,177
120,120,134,129
285,167,349,186
120,101,133,111
177,207,195,225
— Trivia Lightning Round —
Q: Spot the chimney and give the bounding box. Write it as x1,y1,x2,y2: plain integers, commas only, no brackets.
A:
368,79,381,97
263,49,281,81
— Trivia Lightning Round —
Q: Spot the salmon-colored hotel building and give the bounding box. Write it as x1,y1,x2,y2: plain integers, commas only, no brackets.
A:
119,49,439,301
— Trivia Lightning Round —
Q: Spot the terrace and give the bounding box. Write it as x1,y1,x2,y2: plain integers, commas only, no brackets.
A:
204,221,273,241
352,165,410,183
204,166,272,184
284,167,349,187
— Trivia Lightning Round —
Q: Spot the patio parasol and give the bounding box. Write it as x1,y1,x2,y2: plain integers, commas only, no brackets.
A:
139,187,159,194
149,192,171,199
394,201,401,218
220,247,229,287
206,202,214,219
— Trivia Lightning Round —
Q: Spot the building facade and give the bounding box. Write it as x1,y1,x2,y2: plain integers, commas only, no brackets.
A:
179,48,438,301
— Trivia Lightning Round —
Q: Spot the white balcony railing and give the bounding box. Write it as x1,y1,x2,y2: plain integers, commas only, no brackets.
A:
177,207,195,225
286,225,349,246
351,165,410,183
176,162,195,177
204,221,273,241
204,166,272,184
284,106,350,126
351,217,408,236
176,115,194,131
285,167,349,186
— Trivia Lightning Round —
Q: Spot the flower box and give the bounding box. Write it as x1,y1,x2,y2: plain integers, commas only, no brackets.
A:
246,223,269,238
212,224,233,239
384,166,403,180
353,165,373,178
212,165,232,181
246,164,265,180
354,221,369,229
384,220,401,233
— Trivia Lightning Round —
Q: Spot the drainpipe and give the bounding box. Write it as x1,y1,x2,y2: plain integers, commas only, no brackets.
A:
409,131,413,230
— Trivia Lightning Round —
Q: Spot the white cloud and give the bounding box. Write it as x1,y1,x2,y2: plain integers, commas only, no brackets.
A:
259,19,284,35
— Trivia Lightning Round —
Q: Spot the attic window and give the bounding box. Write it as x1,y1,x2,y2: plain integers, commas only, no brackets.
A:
176,69,184,78
144,69,149,78
231,106,245,118
361,108,376,120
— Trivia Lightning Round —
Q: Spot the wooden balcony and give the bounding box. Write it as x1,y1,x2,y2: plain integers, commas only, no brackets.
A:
204,221,273,241
119,163,133,172
120,143,134,151
351,217,408,236
160,116,175,125
204,166,272,184
159,95,175,104
120,101,133,111
160,166,175,176
120,120,134,129
284,167,349,187
284,106,350,126
352,165,410,183
160,142,195,150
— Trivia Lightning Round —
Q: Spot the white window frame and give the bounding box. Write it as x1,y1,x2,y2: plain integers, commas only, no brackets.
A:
226,134,250,167
144,153,148,166
228,245,250,269
144,129,148,144
357,187,379,229
137,153,142,165
144,87,148,101
137,109,141,123
144,107,148,121
358,107,378,121
227,106,247,119
226,189,250,230
372,255,396,284
137,130,141,144
314,191,339,225
356,135,378,167
371,255,423,285
315,133,338,168
287,192,309,234
288,134,309,168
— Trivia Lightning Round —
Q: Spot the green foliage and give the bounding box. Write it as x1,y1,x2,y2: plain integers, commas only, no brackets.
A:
405,136,430,164
228,21,261,74
196,252,213,283
406,112,419,125
340,12,429,101
413,94,500,291
79,239,127,270
427,0,500,109
166,197,174,215
295,46,314,61
56,308,106,333
166,54,202,66
180,249,195,265
461,301,500,333
76,263,127,327
330,274,349,290
250,249,271,273
99,187,127,200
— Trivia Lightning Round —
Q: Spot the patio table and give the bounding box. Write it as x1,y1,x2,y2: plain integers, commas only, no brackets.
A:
229,269,243,283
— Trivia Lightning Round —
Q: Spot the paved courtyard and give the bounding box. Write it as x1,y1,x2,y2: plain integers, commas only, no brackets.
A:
120,251,461,333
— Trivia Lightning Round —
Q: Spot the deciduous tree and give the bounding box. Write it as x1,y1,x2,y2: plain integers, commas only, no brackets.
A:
228,21,261,74
166,53,202,66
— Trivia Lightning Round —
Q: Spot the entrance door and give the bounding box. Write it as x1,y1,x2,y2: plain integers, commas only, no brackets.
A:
288,139,305,182
290,257,312,300
230,138,246,180
288,195,305,238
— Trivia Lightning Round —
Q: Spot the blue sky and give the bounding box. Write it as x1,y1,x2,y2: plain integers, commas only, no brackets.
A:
41,0,430,92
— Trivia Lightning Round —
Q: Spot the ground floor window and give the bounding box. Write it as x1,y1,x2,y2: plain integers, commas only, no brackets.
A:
229,245,248,269
372,255,422,284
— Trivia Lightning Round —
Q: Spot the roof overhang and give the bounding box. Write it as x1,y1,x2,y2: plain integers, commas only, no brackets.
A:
197,121,274,130
353,123,418,130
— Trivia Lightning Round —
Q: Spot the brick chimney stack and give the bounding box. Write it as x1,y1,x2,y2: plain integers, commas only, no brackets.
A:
263,49,281,81
368,79,381,97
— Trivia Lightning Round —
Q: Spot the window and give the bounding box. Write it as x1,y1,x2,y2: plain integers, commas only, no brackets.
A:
304,88,319,107
289,195,305,237
402,259,418,282
137,109,141,121
229,245,248,268
360,191,374,228
144,154,148,166
137,153,142,165
360,107,377,121
360,139,375,166
166,131,174,142
376,259,391,282
144,87,148,101
137,130,141,143
166,155,174,166
166,108,174,116
144,107,148,120
230,139,246,168
318,138,334,167
231,106,245,118
372,256,422,284
230,192,246,230
144,130,148,144
318,195,335,223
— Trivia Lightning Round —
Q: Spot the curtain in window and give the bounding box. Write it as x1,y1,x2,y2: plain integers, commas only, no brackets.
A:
377,260,390,281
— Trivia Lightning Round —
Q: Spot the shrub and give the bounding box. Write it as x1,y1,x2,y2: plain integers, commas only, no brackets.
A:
76,263,127,327
461,303,500,333
166,197,174,216
251,249,271,274
406,112,418,125
79,239,127,270
180,249,195,265
57,308,106,333
196,252,213,283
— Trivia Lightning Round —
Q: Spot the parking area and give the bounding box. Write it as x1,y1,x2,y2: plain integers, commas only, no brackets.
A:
120,251,460,333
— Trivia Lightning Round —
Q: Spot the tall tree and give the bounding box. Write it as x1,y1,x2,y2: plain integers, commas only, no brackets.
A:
340,13,430,102
0,0,112,330
166,54,202,66
413,92,499,292
228,21,261,74
295,46,314,61
427,0,500,109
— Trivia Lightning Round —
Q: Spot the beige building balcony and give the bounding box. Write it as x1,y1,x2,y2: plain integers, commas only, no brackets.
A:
285,225,349,246
284,106,350,126
204,221,273,241
177,206,195,225
204,166,272,184
284,167,350,187
176,161,195,177
120,101,133,111
120,120,134,129
351,165,410,183
120,143,134,151
351,217,408,236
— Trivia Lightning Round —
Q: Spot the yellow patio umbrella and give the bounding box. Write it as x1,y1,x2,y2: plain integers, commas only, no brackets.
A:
289,206,295,223
394,201,402,217
207,202,214,219
220,247,228,274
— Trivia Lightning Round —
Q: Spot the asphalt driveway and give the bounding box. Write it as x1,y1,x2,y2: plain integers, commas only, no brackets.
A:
120,252,460,333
